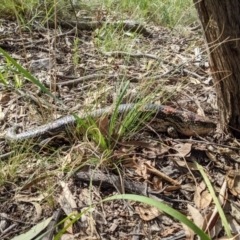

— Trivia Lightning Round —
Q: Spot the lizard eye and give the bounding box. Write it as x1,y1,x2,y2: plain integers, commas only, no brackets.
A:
167,126,178,138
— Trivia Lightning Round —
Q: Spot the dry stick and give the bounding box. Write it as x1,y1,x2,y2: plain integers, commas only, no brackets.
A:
183,68,205,79
0,28,78,52
54,71,171,87
74,170,188,203
144,162,180,186
53,74,140,86
0,224,17,239
102,51,205,80
16,89,68,110
206,151,233,170
74,170,148,196
190,25,202,31
0,213,35,225
47,51,190,86
41,209,62,240
47,20,153,37
160,230,186,240
174,138,240,151
25,46,53,53
102,51,160,60
179,91,207,117
0,151,15,160
26,27,77,46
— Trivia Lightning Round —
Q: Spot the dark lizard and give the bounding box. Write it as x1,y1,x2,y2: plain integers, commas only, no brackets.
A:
5,104,216,142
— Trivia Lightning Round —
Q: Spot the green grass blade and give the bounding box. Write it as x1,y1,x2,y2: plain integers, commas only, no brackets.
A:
73,113,108,150
102,194,211,240
108,81,130,140
53,209,93,240
0,47,64,106
195,161,232,237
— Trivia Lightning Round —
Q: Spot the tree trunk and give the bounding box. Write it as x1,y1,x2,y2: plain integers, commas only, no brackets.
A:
193,0,240,137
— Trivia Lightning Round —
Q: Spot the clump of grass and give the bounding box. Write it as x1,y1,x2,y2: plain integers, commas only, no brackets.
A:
94,22,138,52
100,0,197,27
0,0,197,28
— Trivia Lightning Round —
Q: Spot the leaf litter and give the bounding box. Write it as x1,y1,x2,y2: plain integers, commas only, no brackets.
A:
0,8,240,240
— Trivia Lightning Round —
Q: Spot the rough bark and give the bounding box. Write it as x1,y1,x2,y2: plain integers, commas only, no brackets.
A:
193,0,240,137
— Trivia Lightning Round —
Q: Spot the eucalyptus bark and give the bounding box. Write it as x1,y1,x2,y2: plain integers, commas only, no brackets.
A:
193,0,240,137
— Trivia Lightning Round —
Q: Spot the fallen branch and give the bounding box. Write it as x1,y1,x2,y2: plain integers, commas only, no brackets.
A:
74,169,179,194
102,51,205,80
74,170,190,204
47,20,153,37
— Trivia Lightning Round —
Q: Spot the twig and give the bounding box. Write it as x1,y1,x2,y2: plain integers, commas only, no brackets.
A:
47,20,153,37
56,74,125,86
41,209,62,240
0,151,15,160
145,162,180,186
74,170,188,203
102,51,205,80
174,138,240,150
16,89,68,110
0,224,17,238
52,72,171,87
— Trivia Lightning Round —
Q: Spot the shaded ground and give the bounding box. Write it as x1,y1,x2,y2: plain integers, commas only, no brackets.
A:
0,15,239,240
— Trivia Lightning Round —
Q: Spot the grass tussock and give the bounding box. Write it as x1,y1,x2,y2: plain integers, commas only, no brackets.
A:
0,0,197,27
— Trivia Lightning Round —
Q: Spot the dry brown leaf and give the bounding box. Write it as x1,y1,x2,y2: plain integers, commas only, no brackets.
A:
170,44,180,53
84,87,112,105
79,188,94,206
182,221,195,240
171,143,192,157
227,171,240,197
194,181,206,208
152,176,163,191
135,160,151,180
181,183,196,192
21,175,52,191
14,193,47,202
135,204,162,221
96,116,109,136
161,227,181,237
58,182,79,234
59,233,74,240
204,181,227,233
60,181,77,209
200,190,212,209
189,77,201,85
231,203,240,224
174,160,198,170
58,195,74,234
187,204,204,229
58,195,75,216
108,219,119,232
0,107,5,121
0,93,11,103
31,202,42,222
